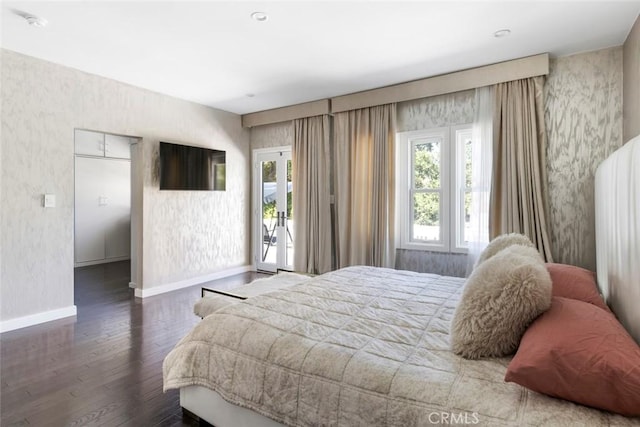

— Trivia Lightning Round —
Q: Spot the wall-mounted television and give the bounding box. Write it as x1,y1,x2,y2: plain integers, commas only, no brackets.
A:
159,142,226,191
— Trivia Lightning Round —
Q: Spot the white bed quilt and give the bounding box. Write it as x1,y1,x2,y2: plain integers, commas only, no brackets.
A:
163,266,637,426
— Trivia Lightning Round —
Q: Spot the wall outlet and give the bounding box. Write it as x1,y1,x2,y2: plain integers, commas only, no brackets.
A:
43,194,56,208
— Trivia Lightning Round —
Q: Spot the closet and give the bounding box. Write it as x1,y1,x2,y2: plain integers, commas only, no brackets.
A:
74,129,132,266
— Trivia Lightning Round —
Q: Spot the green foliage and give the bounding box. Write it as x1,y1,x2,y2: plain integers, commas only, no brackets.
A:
413,143,440,226
261,160,293,220
414,192,439,226
263,201,276,220
412,139,473,227
413,142,440,189
264,194,292,220
262,161,277,219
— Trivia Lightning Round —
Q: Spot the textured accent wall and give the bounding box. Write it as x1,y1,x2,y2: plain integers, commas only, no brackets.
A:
397,90,475,132
395,90,475,277
624,15,640,142
395,249,468,277
1,50,249,322
249,121,293,150
545,48,623,271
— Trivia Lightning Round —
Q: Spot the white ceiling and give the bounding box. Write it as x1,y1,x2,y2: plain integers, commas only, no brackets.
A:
2,1,639,115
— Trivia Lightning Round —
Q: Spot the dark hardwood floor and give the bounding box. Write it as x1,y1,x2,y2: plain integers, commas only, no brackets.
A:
0,261,269,427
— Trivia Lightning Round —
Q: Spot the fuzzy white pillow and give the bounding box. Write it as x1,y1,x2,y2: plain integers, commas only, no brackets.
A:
451,245,552,359
475,233,535,268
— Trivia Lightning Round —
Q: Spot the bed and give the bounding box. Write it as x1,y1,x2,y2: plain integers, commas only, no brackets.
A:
163,136,640,427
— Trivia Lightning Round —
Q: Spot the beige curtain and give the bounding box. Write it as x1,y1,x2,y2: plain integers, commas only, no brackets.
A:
292,115,332,274
334,104,396,268
490,76,554,261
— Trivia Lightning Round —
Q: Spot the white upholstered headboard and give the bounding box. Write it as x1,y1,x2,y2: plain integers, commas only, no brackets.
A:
595,135,640,344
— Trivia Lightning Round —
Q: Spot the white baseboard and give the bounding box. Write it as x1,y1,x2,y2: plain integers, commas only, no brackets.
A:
0,305,77,333
134,265,253,298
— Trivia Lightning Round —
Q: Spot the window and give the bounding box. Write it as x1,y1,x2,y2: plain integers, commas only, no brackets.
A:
397,125,473,252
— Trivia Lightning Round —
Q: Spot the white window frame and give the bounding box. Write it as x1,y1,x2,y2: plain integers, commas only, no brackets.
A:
453,125,473,251
396,124,472,253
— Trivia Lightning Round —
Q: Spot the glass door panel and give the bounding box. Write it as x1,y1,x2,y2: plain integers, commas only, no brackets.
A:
254,149,293,272
261,159,278,267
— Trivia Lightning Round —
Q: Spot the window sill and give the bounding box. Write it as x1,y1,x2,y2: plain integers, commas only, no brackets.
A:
397,245,469,255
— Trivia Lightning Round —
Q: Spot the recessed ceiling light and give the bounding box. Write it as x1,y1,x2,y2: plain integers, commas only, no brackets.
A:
251,12,268,22
24,14,48,27
494,29,511,38
246,93,255,98
11,9,48,27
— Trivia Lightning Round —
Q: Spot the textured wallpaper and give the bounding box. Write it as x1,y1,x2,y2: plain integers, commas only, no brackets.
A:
544,47,623,271
1,50,77,321
397,90,475,132
395,249,468,277
1,49,250,321
141,104,250,287
624,16,640,142
250,121,294,150
395,90,475,276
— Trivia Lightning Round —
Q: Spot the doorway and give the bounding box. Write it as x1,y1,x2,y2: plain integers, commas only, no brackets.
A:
253,147,294,272
73,129,142,303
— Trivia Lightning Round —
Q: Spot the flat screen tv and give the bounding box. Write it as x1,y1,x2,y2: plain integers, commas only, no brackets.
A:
159,142,226,191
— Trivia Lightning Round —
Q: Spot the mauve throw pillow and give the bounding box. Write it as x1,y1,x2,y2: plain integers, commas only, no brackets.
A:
505,297,640,416
451,246,552,359
546,263,610,312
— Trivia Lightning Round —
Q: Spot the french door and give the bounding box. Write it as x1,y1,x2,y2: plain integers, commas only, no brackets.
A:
253,147,294,272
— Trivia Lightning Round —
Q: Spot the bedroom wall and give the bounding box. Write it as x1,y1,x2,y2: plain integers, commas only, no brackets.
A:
0,49,250,327
545,47,623,271
250,121,293,150
624,15,640,142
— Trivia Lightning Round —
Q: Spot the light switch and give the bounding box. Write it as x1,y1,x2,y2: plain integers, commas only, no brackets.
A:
43,194,56,208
